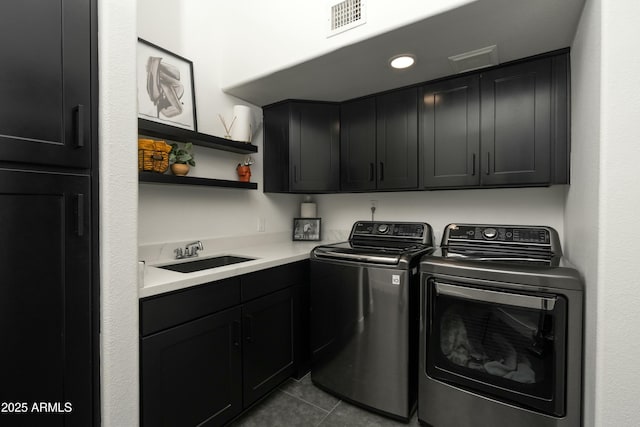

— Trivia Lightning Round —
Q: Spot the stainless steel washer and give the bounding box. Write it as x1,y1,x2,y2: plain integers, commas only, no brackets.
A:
310,221,434,422
419,224,583,427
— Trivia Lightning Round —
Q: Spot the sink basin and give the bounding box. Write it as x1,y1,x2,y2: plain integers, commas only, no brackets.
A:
158,255,255,273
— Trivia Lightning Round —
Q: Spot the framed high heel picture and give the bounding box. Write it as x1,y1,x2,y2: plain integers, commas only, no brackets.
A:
137,38,197,131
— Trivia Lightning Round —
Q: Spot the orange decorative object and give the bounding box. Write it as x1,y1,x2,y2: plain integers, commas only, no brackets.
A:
138,138,172,173
236,165,251,182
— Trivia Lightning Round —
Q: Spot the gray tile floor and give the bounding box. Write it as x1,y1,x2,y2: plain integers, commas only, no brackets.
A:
230,373,420,427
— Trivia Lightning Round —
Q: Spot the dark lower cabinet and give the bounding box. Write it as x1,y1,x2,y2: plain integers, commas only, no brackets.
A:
0,169,92,426
140,261,308,427
142,307,243,427
242,288,295,407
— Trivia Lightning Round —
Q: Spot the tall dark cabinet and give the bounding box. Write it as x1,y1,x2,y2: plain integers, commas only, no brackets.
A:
0,1,97,426
0,0,92,168
263,101,340,193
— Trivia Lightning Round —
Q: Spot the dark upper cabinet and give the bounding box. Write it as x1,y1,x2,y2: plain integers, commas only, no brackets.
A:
340,90,418,192
420,75,481,188
264,101,340,193
420,52,569,189
480,56,553,186
376,88,419,190
264,50,569,193
242,288,295,407
340,97,377,191
0,169,92,426
141,307,243,427
0,0,92,169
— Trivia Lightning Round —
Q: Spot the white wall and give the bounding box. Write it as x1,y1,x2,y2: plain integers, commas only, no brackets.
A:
138,0,301,245
568,1,640,425
317,186,566,244
565,0,601,424
596,0,640,424
99,0,139,425
218,0,474,89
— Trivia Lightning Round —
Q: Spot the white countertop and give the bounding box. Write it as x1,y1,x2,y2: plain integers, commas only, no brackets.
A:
138,232,346,298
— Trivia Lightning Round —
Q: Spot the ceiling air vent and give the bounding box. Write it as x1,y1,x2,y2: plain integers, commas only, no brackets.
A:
328,0,366,37
448,45,499,73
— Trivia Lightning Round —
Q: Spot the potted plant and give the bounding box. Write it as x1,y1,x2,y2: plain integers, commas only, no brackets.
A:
236,156,254,182
169,142,196,176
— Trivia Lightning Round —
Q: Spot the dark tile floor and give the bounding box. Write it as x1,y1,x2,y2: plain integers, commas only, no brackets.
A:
230,373,420,427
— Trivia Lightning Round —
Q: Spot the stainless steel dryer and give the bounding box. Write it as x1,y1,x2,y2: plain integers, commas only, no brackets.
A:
419,224,583,427
311,221,434,422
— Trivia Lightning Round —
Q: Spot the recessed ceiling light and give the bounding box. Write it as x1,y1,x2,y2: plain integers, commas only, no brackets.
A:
389,54,415,69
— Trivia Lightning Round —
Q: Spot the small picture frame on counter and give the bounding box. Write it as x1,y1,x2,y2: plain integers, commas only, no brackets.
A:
293,218,321,241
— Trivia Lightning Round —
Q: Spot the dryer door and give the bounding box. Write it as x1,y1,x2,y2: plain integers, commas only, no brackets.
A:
426,279,567,416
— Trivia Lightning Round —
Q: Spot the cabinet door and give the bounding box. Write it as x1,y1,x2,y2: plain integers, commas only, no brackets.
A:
481,57,552,186
376,88,418,190
340,97,377,191
0,0,92,168
290,103,340,192
242,288,295,407
0,169,92,426
142,307,242,427
420,75,481,188
263,103,291,193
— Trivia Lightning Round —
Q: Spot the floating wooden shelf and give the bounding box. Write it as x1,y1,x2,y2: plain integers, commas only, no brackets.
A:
138,118,258,154
139,172,258,190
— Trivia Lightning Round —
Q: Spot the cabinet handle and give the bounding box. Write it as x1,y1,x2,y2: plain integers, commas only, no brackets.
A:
379,162,384,181
472,153,476,176
486,152,491,175
293,165,297,183
74,104,84,148
232,320,241,347
75,194,84,237
244,315,253,343
369,163,374,182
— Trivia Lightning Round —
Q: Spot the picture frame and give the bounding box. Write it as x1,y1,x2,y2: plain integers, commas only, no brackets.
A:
137,38,197,131
293,218,321,241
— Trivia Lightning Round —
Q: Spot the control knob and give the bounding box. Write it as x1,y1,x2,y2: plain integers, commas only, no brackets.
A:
483,227,497,240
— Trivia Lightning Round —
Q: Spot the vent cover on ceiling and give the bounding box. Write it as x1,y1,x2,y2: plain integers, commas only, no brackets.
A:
448,45,499,73
327,0,366,37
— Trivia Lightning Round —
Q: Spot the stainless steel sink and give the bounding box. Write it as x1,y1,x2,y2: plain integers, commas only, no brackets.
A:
158,255,255,273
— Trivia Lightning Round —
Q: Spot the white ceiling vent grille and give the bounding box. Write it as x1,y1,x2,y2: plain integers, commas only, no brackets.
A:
328,0,366,37
448,45,499,74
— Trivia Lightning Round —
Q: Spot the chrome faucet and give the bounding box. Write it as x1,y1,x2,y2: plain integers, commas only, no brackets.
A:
174,240,204,259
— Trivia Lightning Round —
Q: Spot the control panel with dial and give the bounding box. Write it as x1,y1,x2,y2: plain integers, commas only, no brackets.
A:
351,221,429,241
446,224,550,244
